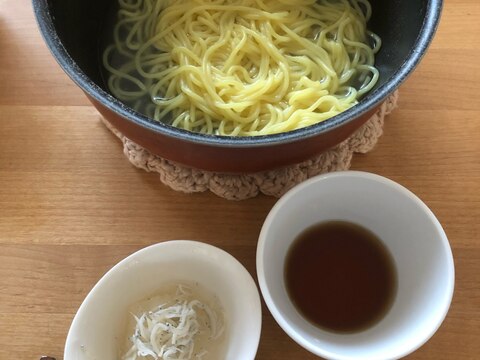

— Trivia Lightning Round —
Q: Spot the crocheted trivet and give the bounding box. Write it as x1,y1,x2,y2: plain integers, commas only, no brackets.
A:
103,91,398,200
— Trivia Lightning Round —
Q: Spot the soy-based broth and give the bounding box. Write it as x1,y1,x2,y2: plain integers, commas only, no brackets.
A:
285,220,397,333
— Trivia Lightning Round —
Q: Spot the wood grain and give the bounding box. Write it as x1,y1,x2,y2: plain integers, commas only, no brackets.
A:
0,0,479,359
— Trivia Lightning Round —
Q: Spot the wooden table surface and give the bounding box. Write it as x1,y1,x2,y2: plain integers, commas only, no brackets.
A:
1,1,479,359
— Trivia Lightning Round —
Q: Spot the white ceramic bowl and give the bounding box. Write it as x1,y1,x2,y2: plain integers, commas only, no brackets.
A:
65,240,262,360
257,171,454,360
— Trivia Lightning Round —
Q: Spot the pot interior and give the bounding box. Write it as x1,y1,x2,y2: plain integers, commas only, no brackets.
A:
44,0,432,134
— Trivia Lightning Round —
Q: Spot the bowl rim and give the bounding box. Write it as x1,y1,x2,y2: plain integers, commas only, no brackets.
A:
64,240,262,360
256,171,455,360
33,0,443,148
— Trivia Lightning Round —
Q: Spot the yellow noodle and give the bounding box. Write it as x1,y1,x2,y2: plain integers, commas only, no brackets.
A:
104,0,380,136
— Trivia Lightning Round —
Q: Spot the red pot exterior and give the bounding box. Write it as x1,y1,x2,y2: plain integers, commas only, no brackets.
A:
89,95,377,173
34,0,444,173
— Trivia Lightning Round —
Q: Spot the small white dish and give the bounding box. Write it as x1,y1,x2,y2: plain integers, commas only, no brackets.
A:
257,171,454,360
65,240,262,360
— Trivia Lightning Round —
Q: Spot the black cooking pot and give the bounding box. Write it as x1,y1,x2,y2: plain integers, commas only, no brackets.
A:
33,0,442,173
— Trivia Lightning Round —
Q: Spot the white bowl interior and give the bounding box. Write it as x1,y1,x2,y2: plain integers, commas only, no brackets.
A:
65,240,261,360
257,171,454,360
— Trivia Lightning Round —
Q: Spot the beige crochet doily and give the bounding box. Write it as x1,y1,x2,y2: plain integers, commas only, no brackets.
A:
103,91,398,200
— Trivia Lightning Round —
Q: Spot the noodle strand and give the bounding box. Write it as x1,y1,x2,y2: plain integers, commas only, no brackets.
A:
104,0,380,136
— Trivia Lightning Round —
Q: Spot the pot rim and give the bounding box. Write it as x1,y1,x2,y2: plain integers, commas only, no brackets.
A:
32,0,443,148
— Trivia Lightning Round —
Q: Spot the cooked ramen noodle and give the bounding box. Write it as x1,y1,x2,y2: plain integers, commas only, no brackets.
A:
103,0,380,136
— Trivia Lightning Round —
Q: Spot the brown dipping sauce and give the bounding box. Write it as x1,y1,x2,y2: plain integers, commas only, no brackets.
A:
285,220,397,333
